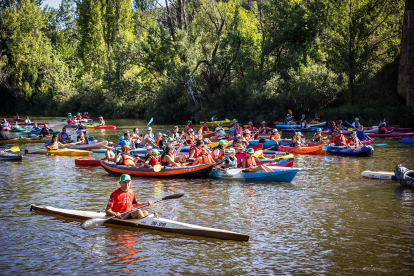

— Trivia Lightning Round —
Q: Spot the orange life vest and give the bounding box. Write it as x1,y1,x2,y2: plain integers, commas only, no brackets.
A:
271,134,280,140
122,154,135,166
199,154,211,164
244,156,255,168
212,148,224,159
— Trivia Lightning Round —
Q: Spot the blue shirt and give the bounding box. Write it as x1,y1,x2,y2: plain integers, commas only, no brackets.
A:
120,139,131,148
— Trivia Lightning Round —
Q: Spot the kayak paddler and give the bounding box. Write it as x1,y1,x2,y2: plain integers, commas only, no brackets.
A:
258,121,270,134
215,148,237,169
98,116,105,126
0,126,10,140
195,145,214,165
105,142,115,161
246,121,258,132
46,135,65,150
25,116,31,124
143,149,160,168
292,132,303,147
352,118,361,130
186,120,194,132
122,145,139,166
141,127,158,148
58,127,70,144
330,130,347,146
241,148,272,172
105,174,153,220
347,131,362,148
312,128,327,142
215,122,226,139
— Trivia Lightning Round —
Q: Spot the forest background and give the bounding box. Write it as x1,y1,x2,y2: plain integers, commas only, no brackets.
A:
0,0,412,126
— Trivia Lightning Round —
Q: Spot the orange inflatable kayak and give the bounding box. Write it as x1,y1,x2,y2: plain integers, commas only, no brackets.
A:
278,144,326,155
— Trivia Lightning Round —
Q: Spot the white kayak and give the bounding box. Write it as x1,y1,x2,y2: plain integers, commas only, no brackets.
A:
65,140,108,150
276,121,326,128
30,205,249,242
361,170,396,180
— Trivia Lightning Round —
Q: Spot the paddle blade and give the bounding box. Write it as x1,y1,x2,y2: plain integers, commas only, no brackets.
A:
147,117,154,126
254,150,263,158
223,127,229,131
153,164,164,172
318,112,323,117
288,109,292,115
161,193,185,200
80,218,108,230
10,146,20,152
226,169,242,176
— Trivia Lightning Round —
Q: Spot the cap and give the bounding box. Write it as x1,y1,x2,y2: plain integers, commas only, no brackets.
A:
261,121,266,124
201,145,208,150
189,128,193,132
124,129,129,133
146,145,153,150
157,132,161,136
218,122,223,125
296,132,302,136
148,127,152,130
244,129,251,133
236,134,241,137
248,121,253,124
247,148,254,154
188,120,192,123
151,149,158,155
233,119,237,122
287,114,290,116
162,134,168,137
219,140,227,146
122,145,131,150
99,116,103,119
338,130,343,134
167,137,173,141
228,148,235,153
302,114,305,116
273,128,278,132
120,174,131,182
355,118,359,120
317,128,321,131
108,142,114,147
241,138,247,142
352,131,356,135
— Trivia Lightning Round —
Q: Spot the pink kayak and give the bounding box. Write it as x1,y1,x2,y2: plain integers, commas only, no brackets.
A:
367,132,414,138
363,127,412,132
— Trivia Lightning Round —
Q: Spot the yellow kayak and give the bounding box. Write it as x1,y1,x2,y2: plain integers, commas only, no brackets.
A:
199,118,232,126
0,137,51,144
25,148,92,156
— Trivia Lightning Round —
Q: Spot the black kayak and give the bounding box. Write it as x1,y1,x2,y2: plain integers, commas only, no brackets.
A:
394,165,414,188
0,151,23,161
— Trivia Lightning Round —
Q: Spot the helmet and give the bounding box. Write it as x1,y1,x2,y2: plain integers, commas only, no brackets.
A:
247,148,254,154
219,140,227,146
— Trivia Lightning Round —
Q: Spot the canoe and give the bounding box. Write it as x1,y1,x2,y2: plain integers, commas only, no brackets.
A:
325,145,374,157
209,167,302,182
398,138,414,144
0,137,51,144
361,170,396,180
25,148,92,156
0,151,22,161
282,128,329,132
278,144,326,155
30,205,249,241
101,160,214,178
276,121,326,128
202,132,217,138
85,125,117,130
249,139,291,147
367,132,414,138
66,141,108,150
75,158,102,166
199,119,232,126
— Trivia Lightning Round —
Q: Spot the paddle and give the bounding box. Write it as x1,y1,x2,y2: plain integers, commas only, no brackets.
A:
288,109,293,115
3,146,20,152
345,120,353,127
153,164,164,172
80,193,185,230
225,168,242,176
318,112,323,117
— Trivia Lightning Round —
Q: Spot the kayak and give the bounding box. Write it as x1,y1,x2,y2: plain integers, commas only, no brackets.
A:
366,132,414,138
64,125,78,128
75,158,102,166
209,167,303,182
85,125,117,130
276,121,326,128
324,145,374,157
29,130,60,135
278,144,326,155
75,129,87,134
30,205,249,241
9,128,27,132
398,138,414,144
199,119,232,126
202,132,217,138
0,137,51,144
0,151,22,161
65,141,108,150
17,122,48,126
101,160,214,178
394,165,414,188
361,170,396,180
249,139,291,147
248,157,294,168
25,148,92,156
364,126,412,132
282,128,329,132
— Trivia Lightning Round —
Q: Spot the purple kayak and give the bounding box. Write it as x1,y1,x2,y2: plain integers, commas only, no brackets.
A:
367,132,414,138
364,127,412,132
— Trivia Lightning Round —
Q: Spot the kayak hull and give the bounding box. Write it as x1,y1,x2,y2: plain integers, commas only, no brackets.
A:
200,119,232,126
326,145,374,157
101,160,214,178
276,121,326,128
25,148,92,156
0,137,51,144
361,170,396,180
202,132,217,138
0,152,22,161
85,125,117,129
30,205,249,242
282,128,329,132
75,158,102,166
209,168,300,182
398,138,414,144
368,132,414,138
66,141,108,150
278,145,326,155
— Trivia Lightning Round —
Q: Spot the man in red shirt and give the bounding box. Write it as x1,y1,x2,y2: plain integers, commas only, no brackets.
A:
330,131,348,146
105,174,153,219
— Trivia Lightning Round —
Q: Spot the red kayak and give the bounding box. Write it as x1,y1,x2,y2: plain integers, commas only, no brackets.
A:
75,158,102,166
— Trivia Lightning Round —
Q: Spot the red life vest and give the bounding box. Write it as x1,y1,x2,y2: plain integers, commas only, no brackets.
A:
148,156,159,165
244,156,255,168
189,145,200,157
202,126,209,131
200,154,210,164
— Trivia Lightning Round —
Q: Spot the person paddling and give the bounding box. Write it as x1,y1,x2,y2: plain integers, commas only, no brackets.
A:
122,145,139,166
215,148,237,170
347,131,362,148
330,131,347,146
312,128,327,142
46,135,65,150
58,127,70,144
195,146,214,165
25,116,31,124
212,140,227,161
215,122,226,139
259,121,270,134
202,123,210,132
98,116,105,126
105,142,115,161
2,118,11,131
292,132,302,147
246,122,258,133
241,148,272,172
161,145,182,167
39,124,50,137
143,149,160,168
186,120,194,132
0,126,10,140
352,118,361,130
105,174,153,220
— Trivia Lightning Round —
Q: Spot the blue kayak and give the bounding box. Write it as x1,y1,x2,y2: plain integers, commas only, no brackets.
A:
282,128,329,132
209,167,301,182
398,138,414,144
249,139,291,147
30,130,59,135
324,145,374,157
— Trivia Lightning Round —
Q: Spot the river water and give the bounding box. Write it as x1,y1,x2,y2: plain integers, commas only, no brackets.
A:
0,117,413,275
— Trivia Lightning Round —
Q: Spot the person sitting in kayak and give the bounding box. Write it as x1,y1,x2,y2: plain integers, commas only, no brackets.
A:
233,122,243,137
140,127,158,148
242,148,273,172
312,113,320,122
119,129,129,144
165,137,186,163
246,122,258,132
143,149,160,168
131,128,141,148
12,121,19,129
158,134,168,149
58,127,70,144
212,140,227,161
241,137,250,151
299,114,306,123
215,148,237,169
330,131,347,146
185,129,196,145
230,119,238,128
46,135,65,150
330,121,338,133
347,132,362,148
284,114,293,124
312,128,327,142
202,122,210,132
161,145,182,167
292,132,303,147
0,126,10,140
105,174,153,220
196,128,213,144
2,119,11,130
335,119,345,130
300,120,309,130
211,115,218,122
122,145,139,166
195,146,214,165
377,118,392,134
15,113,20,120
171,126,181,141
352,118,361,129
39,124,50,137
24,116,31,124
98,116,105,126
258,121,270,134
66,113,72,125
154,132,162,146
186,120,194,132
243,129,252,141
77,132,86,144
188,139,204,159
121,132,133,149
75,122,85,131
105,142,115,161
215,122,227,139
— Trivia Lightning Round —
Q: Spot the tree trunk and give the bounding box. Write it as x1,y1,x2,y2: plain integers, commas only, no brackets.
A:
398,0,414,106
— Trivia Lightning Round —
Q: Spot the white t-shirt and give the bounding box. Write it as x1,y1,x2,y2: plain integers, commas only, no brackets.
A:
144,133,154,140
215,126,226,137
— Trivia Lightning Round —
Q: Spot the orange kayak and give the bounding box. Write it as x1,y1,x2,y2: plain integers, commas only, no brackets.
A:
278,144,326,155
202,132,217,138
